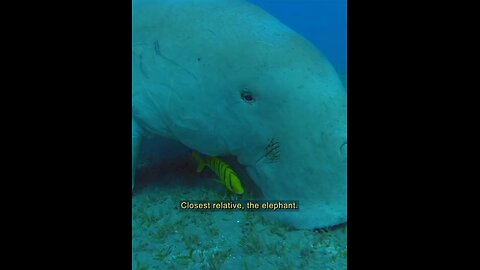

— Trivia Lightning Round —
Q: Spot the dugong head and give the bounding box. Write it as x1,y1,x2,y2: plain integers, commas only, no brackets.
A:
133,0,346,229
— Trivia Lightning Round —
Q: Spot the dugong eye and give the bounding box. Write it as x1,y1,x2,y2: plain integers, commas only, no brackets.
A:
241,90,255,103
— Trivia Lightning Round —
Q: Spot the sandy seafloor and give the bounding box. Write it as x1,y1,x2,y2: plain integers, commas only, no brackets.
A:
132,151,347,270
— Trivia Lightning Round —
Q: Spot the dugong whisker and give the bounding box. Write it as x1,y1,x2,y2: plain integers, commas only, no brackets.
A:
255,138,280,165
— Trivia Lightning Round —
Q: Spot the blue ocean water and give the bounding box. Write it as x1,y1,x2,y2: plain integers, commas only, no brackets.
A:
249,0,347,75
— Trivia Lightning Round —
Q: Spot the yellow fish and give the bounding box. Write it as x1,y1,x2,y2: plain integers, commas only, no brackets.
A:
192,151,245,195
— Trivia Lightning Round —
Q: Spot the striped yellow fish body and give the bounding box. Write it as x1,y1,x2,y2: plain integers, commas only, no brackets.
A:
192,151,244,195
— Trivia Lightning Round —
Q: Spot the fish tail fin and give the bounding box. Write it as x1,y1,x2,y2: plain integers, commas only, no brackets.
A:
192,151,206,173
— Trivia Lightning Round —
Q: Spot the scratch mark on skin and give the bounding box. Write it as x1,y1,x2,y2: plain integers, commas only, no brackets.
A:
340,141,347,153
152,39,198,82
153,40,161,55
139,53,149,79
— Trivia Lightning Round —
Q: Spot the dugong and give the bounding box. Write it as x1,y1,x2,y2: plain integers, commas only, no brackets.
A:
132,0,346,229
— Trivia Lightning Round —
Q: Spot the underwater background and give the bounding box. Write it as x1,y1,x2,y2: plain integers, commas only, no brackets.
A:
249,0,346,82
132,1,347,270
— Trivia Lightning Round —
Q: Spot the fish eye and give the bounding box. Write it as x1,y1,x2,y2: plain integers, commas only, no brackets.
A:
241,90,255,103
